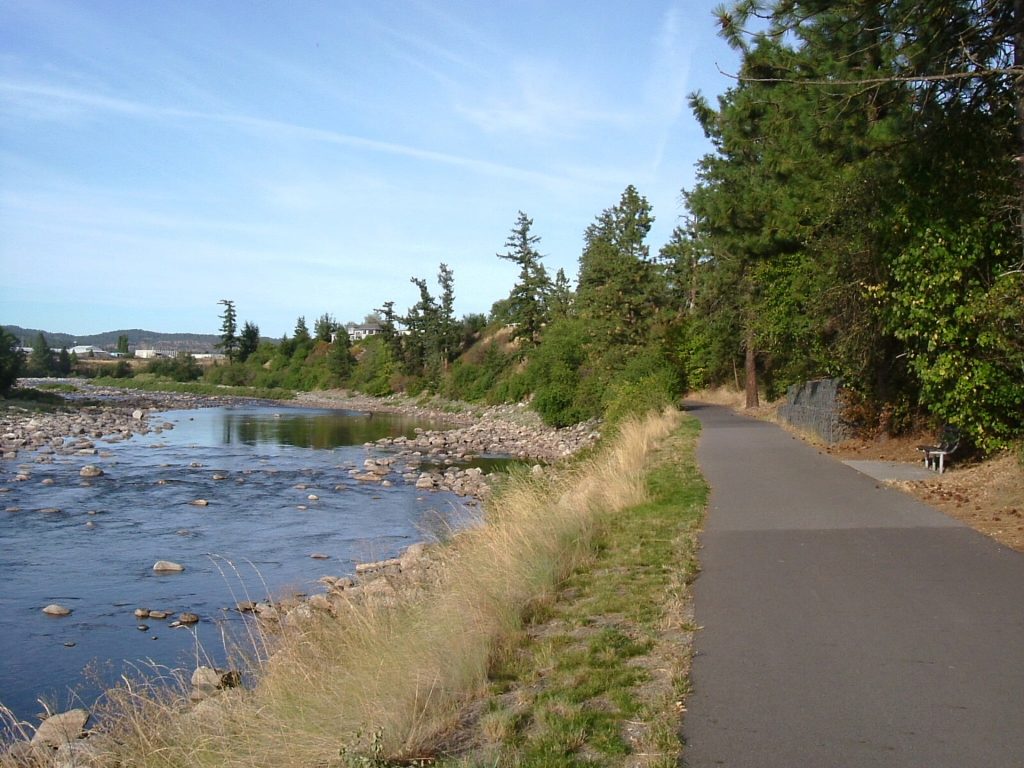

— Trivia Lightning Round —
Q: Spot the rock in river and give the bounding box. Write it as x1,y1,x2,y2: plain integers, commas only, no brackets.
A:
42,603,72,616
78,465,104,478
153,560,185,572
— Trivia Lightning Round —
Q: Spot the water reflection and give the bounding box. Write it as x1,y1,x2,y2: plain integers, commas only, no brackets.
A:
219,410,437,449
163,405,451,451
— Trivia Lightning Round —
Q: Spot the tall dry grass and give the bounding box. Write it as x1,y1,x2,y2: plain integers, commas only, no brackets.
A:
42,411,679,767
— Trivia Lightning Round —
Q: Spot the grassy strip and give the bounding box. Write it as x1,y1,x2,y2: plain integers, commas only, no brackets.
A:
90,376,295,401
438,416,707,767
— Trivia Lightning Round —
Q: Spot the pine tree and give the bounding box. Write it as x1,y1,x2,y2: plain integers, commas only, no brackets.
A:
28,332,55,377
576,185,662,349
497,211,551,346
0,327,24,393
238,321,260,363
217,300,238,362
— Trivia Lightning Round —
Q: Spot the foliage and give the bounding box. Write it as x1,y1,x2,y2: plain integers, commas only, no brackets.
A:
238,321,260,363
26,332,55,377
348,335,398,396
577,185,664,350
875,220,1024,450
314,313,338,343
526,317,597,427
327,326,354,382
497,211,551,347
116,334,130,356
146,351,202,382
0,327,24,394
442,341,516,403
217,299,238,362
679,0,1024,447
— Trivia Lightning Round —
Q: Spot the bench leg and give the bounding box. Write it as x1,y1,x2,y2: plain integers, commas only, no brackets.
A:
938,453,945,474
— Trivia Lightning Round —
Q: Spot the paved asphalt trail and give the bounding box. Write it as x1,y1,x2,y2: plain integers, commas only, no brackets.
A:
681,404,1024,767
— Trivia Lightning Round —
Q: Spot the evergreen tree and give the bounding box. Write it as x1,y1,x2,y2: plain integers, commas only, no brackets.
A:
436,263,460,368
238,321,260,363
576,185,662,349
497,211,551,346
328,325,354,381
27,332,55,377
217,299,238,362
293,316,311,346
116,334,130,356
57,348,72,376
0,327,24,394
547,268,574,320
374,301,405,362
314,313,337,343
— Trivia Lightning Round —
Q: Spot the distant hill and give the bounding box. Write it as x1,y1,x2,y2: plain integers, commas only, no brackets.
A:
4,325,221,353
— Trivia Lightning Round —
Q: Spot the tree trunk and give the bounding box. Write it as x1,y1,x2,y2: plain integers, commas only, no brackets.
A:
1015,0,1024,267
744,327,759,409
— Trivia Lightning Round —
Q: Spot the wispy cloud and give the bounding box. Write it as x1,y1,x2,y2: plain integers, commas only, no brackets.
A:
0,78,579,189
644,5,694,171
456,58,634,139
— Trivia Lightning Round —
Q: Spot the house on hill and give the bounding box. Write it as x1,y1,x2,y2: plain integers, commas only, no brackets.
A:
345,323,383,342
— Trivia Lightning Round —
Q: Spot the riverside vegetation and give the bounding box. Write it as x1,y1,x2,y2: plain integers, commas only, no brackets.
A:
1,410,707,767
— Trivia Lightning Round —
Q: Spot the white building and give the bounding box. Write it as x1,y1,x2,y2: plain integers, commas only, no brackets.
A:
345,323,383,341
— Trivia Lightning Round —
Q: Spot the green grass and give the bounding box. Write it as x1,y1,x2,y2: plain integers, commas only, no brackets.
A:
0,386,69,411
442,416,707,767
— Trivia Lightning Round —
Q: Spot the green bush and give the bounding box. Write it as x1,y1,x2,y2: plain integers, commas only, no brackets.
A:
603,372,676,429
146,352,201,382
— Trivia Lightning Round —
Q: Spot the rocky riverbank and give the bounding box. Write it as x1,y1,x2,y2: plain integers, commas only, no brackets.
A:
1,386,606,765
0,380,249,463
298,389,602,462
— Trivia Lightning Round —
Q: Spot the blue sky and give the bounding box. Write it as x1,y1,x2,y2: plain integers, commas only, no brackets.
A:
1,1,740,337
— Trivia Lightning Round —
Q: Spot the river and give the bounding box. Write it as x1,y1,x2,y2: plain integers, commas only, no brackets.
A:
0,404,472,727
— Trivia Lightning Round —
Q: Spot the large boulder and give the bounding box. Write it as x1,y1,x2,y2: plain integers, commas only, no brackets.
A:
31,708,90,748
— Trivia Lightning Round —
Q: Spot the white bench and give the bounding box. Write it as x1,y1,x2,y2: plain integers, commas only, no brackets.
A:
916,426,960,474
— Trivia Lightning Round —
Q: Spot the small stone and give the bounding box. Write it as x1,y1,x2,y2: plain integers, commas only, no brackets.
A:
310,552,330,559
307,494,319,501
134,608,150,618
153,560,184,572
190,499,209,507
41,478,55,485
148,610,171,619
63,641,76,647
79,465,104,478
178,612,200,624
132,409,144,420
42,604,72,616
137,624,149,631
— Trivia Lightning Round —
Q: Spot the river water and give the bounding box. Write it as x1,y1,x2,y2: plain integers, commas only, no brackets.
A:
0,404,471,726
